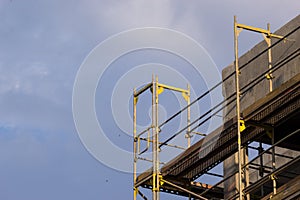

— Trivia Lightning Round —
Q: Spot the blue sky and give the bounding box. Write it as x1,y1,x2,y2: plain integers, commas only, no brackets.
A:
0,1,299,199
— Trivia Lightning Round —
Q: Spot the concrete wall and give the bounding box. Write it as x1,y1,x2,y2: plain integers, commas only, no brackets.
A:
222,15,300,199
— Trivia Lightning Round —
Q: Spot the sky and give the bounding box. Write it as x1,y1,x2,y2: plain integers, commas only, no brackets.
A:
0,1,299,200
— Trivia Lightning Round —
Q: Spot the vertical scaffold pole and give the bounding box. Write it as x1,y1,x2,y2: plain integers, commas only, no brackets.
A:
187,84,191,148
267,23,276,192
155,76,160,200
271,129,277,195
187,84,191,200
234,15,243,200
133,88,137,200
267,23,273,92
152,75,160,200
259,142,264,196
152,75,156,200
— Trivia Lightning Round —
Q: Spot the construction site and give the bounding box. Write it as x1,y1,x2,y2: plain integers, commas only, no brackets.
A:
132,15,300,200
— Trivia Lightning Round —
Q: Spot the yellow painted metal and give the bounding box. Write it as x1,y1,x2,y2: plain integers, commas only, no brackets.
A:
271,174,277,195
152,173,156,192
134,187,138,200
152,173,162,192
133,96,138,105
159,175,164,186
157,83,189,94
237,23,270,34
157,87,164,95
150,86,164,95
135,83,152,97
240,120,246,132
236,23,284,39
182,92,189,102
265,73,274,80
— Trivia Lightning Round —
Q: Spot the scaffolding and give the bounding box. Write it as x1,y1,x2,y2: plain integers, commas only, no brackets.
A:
133,16,300,200
133,76,192,200
233,16,286,199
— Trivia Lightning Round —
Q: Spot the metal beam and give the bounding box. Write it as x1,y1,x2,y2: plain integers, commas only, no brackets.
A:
236,23,284,39
157,83,189,93
134,83,152,97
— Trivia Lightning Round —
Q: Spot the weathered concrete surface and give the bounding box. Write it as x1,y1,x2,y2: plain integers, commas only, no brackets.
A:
222,14,300,199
